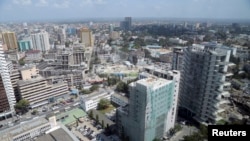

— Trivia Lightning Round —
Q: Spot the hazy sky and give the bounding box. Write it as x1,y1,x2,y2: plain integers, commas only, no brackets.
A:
0,0,250,22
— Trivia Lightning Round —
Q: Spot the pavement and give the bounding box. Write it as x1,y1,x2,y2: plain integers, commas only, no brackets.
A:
170,125,198,141
71,117,111,141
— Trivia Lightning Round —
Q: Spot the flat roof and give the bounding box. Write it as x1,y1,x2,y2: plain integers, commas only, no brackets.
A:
35,128,74,141
57,108,87,125
0,118,48,141
112,93,128,103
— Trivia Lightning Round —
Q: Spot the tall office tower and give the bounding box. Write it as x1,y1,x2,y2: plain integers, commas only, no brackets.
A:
125,17,132,30
31,31,50,52
79,28,93,47
0,44,16,118
172,47,186,70
109,24,114,33
179,44,232,124
120,17,132,31
2,32,18,50
117,77,176,141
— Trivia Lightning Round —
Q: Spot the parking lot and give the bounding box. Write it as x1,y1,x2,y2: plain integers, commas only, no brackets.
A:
71,117,119,141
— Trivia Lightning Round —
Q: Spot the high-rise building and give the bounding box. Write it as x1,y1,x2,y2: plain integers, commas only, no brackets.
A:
120,17,132,31
57,27,66,45
2,32,18,50
18,38,33,52
139,68,181,133
172,47,186,70
31,31,50,52
179,44,233,124
0,43,16,118
79,28,93,47
109,24,114,33
117,76,177,141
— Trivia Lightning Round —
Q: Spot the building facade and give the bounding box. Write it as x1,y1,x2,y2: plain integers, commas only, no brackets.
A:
80,91,112,111
172,47,185,70
17,76,68,107
179,44,232,124
117,77,176,141
0,44,16,118
31,31,50,52
79,28,93,47
2,32,18,50
18,39,33,52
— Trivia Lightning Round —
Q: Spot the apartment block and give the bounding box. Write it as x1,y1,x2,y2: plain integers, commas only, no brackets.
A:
179,44,233,124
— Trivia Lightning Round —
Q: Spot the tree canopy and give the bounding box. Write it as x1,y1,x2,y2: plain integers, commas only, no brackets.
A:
97,99,110,110
15,99,30,113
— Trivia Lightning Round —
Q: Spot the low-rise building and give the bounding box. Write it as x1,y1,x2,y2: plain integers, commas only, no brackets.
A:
0,117,51,141
17,76,68,108
111,93,128,107
80,91,113,111
25,50,42,62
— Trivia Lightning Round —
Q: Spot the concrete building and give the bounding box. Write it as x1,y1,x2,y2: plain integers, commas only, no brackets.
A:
31,31,50,52
169,38,188,45
10,70,22,101
80,91,113,111
111,93,128,107
25,50,42,62
2,32,18,50
79,28,93,47
110,31,120,40
0,117,51,141
117,77,177,141
139,67,181,132
120,17,132,31
172,47,185,70
0,44,16,118
17,77,68,107
18,39,33,52
5,50,25,62
17,71,68,107
179,44,233,124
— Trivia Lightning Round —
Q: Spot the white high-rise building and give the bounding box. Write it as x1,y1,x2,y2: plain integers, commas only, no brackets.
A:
179,44,233,124
31,31,50,52
0,43,16,118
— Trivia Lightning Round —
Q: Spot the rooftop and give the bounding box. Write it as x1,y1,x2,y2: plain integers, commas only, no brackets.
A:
57,108,87,126
35,128,74,141
0,118,49,141
81,91,113,101
112,93,128,103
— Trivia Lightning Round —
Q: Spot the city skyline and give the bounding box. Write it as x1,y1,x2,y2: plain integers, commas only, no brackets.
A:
0,0,250,22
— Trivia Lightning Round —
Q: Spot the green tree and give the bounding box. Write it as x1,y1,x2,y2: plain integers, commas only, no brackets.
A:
19,58,25,66
97,99,110,110
81,89,92,94
89,110,93,119
31,110,38,115
90,84,99,92
96,114,99,123
116,81,128,93
15,99,30,113
101,120,105,128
